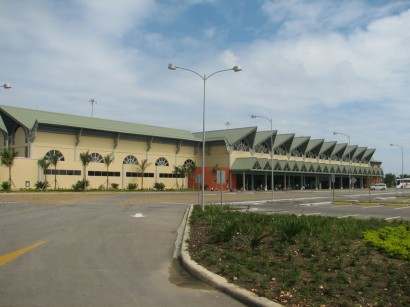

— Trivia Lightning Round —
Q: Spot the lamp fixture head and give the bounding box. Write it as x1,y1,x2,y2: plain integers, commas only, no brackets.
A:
233,65,242,72
168,63,177,70
251,115,256,118
3,83,11,89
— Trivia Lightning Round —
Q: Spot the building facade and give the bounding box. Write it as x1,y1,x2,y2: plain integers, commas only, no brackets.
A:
0,105,383,191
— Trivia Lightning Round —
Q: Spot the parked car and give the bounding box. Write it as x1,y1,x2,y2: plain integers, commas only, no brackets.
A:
370,183,387,190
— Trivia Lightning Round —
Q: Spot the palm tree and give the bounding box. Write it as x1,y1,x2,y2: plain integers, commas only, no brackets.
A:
136,158,151,189
173,166,181,189
48,152,60,190
0,148,18,187
79,150,92,191
179,165,188,189
37,158,51,190
104,153,115,190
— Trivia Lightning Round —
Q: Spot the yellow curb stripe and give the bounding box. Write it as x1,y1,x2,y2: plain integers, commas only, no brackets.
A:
0,241,46,266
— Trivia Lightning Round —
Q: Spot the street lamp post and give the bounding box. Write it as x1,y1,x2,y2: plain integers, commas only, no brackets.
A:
168,63,242,210
390,143,403,194
333,131,351,196
2,83,11,89
251,115,274,201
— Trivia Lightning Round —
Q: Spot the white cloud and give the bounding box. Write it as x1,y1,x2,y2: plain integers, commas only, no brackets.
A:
1,1,409,175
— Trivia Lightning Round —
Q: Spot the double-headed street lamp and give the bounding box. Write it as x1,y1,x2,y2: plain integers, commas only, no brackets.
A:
251,114,274,201
2,83,11,89
333,131,351,196
168,63,242,210
390,143,403,193
89,98,97,117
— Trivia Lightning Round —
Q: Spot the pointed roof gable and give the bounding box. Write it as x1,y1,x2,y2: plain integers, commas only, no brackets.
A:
273,133,294,151
306,139,324,154
318,141,337,156
290,136,310,153
253,130,277,148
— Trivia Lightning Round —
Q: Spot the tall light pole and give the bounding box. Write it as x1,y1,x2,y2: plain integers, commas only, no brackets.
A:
2,83,11,89
333,131,351,196
168,63,242,211
89,98,97,117
390,143,403,193
251,114,274,201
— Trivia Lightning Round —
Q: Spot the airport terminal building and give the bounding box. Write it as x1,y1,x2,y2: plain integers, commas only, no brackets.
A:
0,105,383,191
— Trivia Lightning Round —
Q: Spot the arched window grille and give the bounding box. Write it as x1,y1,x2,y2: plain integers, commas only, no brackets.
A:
90,152,104,163
183,159,196,168
155,157,169,166
123,155,138,165
255,142,269,154
291,148,303,157
306,151,316,159
274,146,287,155
234,139,249,152
44,149,65,161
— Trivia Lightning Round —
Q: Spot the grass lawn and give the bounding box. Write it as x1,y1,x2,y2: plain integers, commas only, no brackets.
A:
188,205,409,306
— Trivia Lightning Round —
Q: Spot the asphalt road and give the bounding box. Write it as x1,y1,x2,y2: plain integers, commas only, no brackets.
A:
0,194,244,307
0,189,408,307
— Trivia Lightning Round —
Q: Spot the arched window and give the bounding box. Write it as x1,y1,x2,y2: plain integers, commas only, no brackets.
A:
155,157,169,166
44,149,65,161
123,155,138,165
90,152,104,163
183,159,196,168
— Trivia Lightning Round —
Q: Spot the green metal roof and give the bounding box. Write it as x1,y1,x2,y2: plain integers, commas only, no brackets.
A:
331,143,347,157
0,105,199,142
230,157,258,170
193,127,257,145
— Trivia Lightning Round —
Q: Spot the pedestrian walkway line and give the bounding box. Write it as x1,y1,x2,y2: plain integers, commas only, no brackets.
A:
0,241,46,266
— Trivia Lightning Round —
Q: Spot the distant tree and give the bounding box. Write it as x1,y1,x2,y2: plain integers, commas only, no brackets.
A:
0,148,18,187
37,158,51,189
384,173,396,188
104,153,115,190
80,150,92,191
136,159,151,189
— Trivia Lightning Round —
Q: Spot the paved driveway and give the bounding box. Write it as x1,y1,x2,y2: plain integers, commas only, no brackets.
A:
0,193,244,307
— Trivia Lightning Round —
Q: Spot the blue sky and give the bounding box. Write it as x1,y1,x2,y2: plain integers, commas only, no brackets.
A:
1,0,410,176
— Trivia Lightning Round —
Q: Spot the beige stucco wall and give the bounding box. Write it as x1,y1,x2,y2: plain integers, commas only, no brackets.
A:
0,130,201,190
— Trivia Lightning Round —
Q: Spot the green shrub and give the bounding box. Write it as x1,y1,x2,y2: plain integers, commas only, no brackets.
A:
154,182,165,191
110,183,119,190
72,180,89,191
35,181,48,190
364,224,410,260
127,183,138,190
1,181,11,191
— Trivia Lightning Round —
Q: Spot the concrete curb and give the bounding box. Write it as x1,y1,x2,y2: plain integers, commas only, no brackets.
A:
179,204,282,307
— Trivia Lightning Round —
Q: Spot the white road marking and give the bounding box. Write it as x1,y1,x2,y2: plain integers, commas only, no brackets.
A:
385,216,402,221
395,206,410,210
338,214,359,219
130,213,145,218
